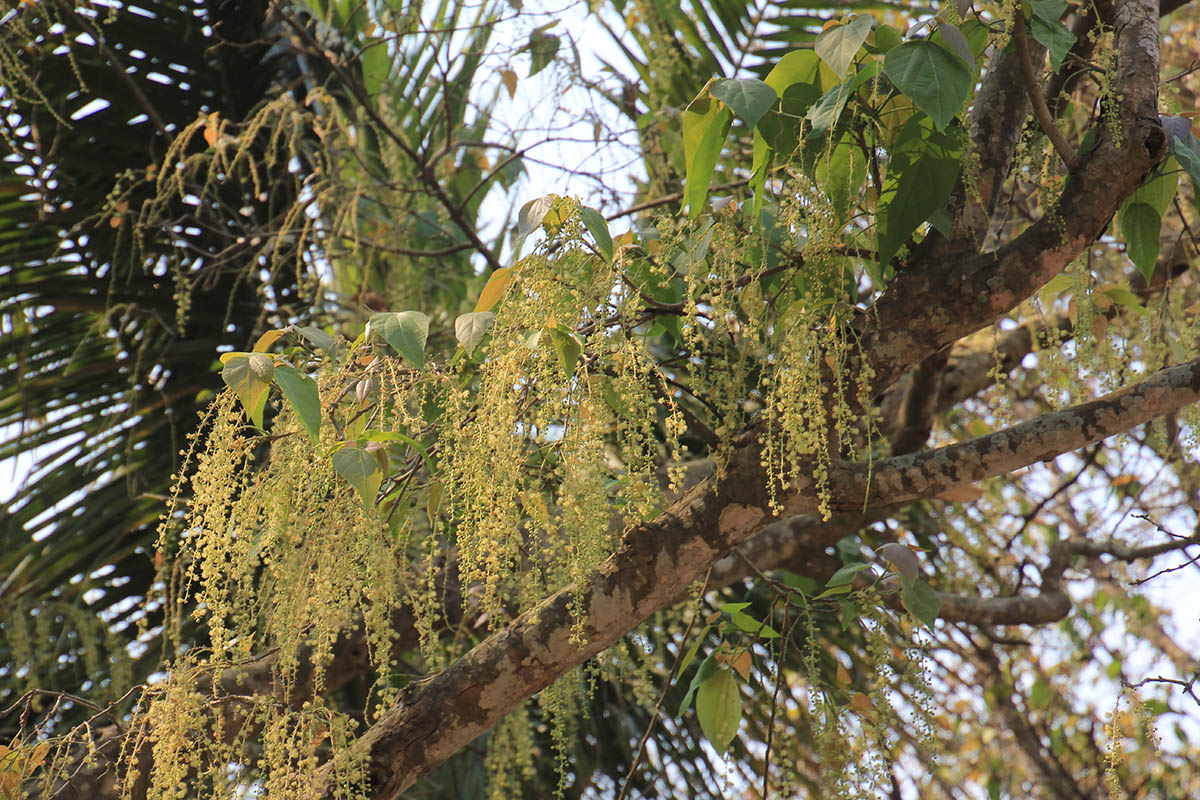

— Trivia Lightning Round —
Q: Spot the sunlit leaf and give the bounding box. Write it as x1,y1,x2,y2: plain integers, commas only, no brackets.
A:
814,14,873,76
550,327,581,377
252,329,286,353
710,78,777,130
455,311,495,355
475,267,515,312
682,82,732,218
696,668,742,755
221,353,273,429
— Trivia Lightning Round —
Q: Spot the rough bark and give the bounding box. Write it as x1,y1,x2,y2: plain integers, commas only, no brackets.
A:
311,351,1200,797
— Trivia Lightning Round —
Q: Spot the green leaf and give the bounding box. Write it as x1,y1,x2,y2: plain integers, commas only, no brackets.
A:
814,583,854,599
728,611,781,639
273,364,321,446
527,31,559,77
678,654,719,717
683,86,733,218
826,561,872,588
550,327,581,377
872,24,902,54
579,206,613,262
361,36,391,97
1032,0,1068,21
1030,678,1051,709
696,668,742,755
370,310,430,368
221,353,273,429
1029,16,1077,73
720,603,781,638
806,62,879,142
675,625,712,679
1119,201,1161,281
936,22,974,68
876,114,962,273
900,579,942,628
427,481,444,526
883,40,973,131
763,49,822,94
814,14,873,76
815,132,866,219
710,79,777,131
296,325,335,353
332,445,386,509
838,598,858,629
1129,163,1179,217
1165,128,1200,191
455,311,495,356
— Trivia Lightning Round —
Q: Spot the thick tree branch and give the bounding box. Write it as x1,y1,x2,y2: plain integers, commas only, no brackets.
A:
306,351,1200,798
857,0,1162,394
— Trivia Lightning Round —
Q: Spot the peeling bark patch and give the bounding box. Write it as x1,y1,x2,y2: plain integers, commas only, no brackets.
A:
717,503,766,545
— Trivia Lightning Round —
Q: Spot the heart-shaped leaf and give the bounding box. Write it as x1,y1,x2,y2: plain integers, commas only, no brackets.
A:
1119,201,1161,282
370,311,429,368
220,353,272,429
455,311,495,355
710,78,777,130
815,14,873,76
883,40,972,131
332,445,386,509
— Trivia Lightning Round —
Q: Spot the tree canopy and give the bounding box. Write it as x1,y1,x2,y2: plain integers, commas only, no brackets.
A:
3,0,1200,798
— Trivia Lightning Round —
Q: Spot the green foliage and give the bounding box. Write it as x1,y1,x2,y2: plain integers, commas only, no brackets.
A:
370,311,431,369
696,667,742,755
7,1,1200,799
815,14,874,77
883,40,973,131
876,116,963,274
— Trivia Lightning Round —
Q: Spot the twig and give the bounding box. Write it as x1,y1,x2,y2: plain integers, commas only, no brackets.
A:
1013,15,1079,171
606,179,751,222
271,3,506,272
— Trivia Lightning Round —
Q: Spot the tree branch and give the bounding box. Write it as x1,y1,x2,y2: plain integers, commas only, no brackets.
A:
1013,14,1079,171
305,351,1200,798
